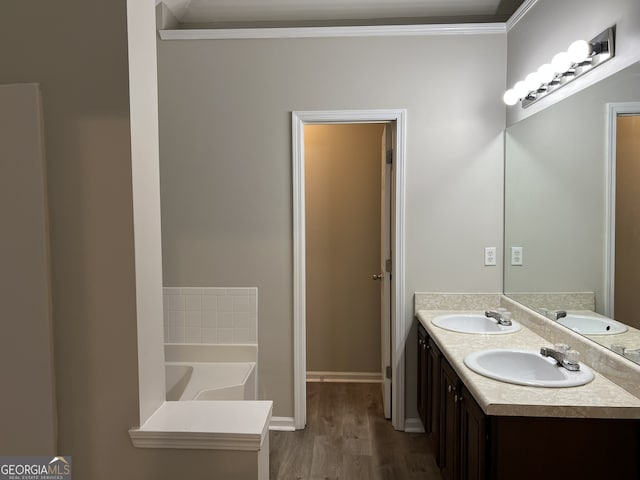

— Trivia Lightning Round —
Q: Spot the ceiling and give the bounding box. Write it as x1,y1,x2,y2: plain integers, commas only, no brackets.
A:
160,0,527,28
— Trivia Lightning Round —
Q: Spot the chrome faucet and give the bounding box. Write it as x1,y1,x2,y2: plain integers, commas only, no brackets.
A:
485,310,512,326
540,345,581,371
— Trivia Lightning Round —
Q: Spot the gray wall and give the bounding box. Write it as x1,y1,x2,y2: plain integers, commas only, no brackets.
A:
305,123,383,375
157,33,506,418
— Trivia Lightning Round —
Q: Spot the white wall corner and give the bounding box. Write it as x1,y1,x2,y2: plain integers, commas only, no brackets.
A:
126,0,166,425
292,109,407,432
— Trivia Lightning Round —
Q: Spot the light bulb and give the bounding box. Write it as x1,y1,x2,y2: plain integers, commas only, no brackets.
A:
503,89,519,106
551,51,572,73
537,63,555,84
513,81,529,99
568,39,591,63
525,72,542,92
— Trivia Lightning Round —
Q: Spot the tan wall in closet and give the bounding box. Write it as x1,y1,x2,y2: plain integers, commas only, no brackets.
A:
305,124,384,374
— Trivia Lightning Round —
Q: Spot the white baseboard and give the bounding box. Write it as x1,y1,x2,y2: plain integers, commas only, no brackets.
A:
404,417,425,433
306,371,383,383
269,416,296,431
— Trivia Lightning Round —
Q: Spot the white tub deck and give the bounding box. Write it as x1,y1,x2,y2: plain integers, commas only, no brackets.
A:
166,362,257,401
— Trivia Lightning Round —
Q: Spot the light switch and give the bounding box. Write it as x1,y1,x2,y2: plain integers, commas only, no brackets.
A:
511,246,523,266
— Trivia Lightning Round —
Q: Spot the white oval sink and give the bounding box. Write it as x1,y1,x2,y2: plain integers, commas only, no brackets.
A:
558,314,627,335
464,349,594,387
432,314,521,334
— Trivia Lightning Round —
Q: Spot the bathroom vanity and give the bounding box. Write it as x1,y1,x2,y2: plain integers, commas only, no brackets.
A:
416,307,640,480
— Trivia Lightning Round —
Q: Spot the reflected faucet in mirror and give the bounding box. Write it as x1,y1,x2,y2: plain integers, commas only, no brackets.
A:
611,345,640,364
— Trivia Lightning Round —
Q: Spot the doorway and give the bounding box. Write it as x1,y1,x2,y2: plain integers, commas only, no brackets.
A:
292,109,407,431
606,103,640,327
304,122,386,397
613,113,640,328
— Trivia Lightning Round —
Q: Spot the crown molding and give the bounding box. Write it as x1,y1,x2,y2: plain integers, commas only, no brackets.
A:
506,0,538,32
159,22,506,40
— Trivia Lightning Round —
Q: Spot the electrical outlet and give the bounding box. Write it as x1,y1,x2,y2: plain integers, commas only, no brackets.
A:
484,247,497,266
511,246,523,266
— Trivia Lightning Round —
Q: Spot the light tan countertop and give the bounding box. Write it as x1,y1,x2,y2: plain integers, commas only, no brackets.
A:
416,309,640,419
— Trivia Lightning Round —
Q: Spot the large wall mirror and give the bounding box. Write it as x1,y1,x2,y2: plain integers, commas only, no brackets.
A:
504,61,640,364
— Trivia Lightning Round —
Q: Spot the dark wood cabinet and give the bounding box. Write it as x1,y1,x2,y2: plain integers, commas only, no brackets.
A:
417,324,441,436
440,358,487,480
427,336,441,458
417,324,429,428
460,387,487,480
417,318,640,480
440,358,462,480
486,416,640,479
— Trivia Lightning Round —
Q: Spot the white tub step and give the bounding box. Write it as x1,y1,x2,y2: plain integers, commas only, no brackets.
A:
129,400,272,451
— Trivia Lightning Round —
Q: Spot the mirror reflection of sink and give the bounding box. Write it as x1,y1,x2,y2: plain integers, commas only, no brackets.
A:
432,314,521,334
558,314,628,335
464,349,594,387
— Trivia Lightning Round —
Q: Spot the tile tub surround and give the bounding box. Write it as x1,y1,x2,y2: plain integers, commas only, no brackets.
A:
164,287,257,345
165,344,257,363
417,309,640,418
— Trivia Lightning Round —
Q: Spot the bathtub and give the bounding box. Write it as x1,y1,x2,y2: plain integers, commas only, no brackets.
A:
166,362,257,401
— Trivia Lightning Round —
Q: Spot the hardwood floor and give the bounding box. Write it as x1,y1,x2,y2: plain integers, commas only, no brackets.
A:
269,382,442,480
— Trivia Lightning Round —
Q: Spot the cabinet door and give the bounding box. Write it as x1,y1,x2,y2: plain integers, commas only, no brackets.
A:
440,359,461,480
417,324,428,428
428,337,441,460
460,388,487,480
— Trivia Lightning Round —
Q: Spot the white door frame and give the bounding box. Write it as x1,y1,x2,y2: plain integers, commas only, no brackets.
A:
292,109,407,430
604,102,640,317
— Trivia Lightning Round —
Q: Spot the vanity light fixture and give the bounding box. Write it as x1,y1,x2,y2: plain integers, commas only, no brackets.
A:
503,27,615,108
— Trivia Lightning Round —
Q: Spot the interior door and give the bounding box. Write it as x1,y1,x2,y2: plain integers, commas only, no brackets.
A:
379,123,393,419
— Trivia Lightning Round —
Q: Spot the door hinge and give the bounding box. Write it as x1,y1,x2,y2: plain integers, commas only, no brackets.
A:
385,258,392,273
385,365,392,379
386,149,393,164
